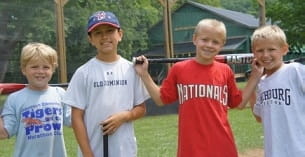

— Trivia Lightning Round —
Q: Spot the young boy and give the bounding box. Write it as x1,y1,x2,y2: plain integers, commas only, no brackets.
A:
62,11,150,157
134,19,263,157
0,42,71,157
251,25,305,157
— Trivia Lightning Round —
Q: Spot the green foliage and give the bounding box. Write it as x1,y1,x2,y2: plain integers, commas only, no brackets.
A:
266,0,305,52
220,0,258,15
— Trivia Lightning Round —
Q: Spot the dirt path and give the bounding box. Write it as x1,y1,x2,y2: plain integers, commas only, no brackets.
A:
238,148,264,157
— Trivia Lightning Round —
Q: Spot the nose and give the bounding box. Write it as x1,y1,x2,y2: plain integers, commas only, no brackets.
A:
36,67,45,73
261,50,269,57
205,40,214,47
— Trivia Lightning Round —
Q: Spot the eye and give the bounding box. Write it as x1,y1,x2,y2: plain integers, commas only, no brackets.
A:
92,31,101,35
201,38,208,42
43,65,51,70
106,28,116,34
30,65,39,69
212,40,221,45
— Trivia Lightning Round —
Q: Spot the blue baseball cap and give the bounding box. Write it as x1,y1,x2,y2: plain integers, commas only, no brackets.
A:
87,11,120,33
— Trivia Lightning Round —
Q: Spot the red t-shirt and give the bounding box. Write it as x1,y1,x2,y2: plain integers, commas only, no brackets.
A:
160,59,242,157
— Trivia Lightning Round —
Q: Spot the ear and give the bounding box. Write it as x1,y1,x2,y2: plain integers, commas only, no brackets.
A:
21,68,26,76
87,35,94,45
282,44,289,55
192,34,197,46
118,29,123,42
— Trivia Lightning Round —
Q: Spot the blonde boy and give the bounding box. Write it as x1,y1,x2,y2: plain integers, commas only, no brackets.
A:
251,25,305,157
135,19,262,157
0,43,71,157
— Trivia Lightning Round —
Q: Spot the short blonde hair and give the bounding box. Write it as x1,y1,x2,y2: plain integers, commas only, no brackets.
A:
20,42,58,70
251,25,288,47
194,18,227,43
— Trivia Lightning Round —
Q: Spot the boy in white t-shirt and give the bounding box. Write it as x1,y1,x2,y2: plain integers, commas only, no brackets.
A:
62,11,150,157
251,25,305,157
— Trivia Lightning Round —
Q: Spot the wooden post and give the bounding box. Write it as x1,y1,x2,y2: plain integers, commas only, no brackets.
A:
54,0,68,83
159,0,176,70
257,0,266,26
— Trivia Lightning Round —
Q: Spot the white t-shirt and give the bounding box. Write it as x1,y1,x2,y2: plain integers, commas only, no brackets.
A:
63,56,149,157
253,63,305,157
2,87,71,157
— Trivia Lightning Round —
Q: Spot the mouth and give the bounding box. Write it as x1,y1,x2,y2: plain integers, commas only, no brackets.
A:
35,76,46,81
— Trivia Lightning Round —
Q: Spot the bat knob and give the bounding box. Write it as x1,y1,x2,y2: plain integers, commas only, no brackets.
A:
132,57,144,65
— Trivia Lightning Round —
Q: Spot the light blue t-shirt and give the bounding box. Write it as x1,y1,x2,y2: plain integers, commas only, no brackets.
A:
1,86,71,157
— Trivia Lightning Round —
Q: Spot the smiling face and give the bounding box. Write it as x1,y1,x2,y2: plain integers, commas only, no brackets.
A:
252,39,288,76
192,19,226,65
19,43,58,91
251,25,289,76
193,25,225,64
88,25,123,61
22,58,54,90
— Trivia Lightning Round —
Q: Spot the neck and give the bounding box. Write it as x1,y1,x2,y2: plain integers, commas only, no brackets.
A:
96,53,120,62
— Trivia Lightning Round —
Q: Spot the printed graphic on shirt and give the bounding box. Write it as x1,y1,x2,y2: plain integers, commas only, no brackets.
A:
21,102,63,140
177,84,228,105
93,80,127,87
257,88,291,106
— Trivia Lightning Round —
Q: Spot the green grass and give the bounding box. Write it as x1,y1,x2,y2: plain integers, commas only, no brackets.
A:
0,82,263,156
0,109,263,157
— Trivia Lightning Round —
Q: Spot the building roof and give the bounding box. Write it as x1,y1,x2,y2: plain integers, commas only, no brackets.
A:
187,1,260,28
141,1,262,57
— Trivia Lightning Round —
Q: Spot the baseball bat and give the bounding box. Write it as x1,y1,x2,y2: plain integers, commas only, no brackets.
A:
133,53,254,64
0,83,69,95
103,134,108,157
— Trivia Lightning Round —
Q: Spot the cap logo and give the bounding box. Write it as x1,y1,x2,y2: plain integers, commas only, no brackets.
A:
87,11,120,32
96,11,106,21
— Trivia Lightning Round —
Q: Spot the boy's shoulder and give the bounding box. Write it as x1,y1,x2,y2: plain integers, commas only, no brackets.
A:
282,62,305,72
49,86,65,95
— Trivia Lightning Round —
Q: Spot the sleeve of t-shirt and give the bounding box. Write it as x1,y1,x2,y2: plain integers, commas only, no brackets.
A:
62,68,87,110
252,88,261,117
133,72,150,106
56,87,71,127
160,65,179,104
1,94,19,138
294,63,305,92
227,67,242,108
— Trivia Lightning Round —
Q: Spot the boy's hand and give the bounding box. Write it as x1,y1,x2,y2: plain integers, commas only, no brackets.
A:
134,55,150,77
100,111,129,135
0,117,9,139
250,58,264,78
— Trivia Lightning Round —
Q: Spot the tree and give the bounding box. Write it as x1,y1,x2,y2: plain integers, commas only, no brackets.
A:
220,0,258,15
0,0,56,82
266,0,305,53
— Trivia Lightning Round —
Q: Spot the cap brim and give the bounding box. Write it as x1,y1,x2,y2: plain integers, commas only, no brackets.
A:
88,22,120,32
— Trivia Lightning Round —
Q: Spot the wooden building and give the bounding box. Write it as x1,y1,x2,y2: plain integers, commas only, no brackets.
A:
139,1,262,83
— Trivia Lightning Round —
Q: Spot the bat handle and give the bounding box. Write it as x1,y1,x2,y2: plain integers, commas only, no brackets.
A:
103,134,108,157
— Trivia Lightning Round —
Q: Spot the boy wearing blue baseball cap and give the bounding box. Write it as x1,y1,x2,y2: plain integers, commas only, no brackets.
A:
63,11,150,157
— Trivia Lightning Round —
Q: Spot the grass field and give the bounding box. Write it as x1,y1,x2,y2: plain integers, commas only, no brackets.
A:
0,109,263,157
0,82,264,156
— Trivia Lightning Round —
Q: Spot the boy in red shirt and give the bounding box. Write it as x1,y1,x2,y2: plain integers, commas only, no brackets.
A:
135,19,263,157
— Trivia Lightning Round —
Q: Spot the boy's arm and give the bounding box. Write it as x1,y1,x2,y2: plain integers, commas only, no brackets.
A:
0,88,8,139
0,117,9,139
134,56,164,106
249,93,262,123
238,59,264,109
101,103,146,135
71,107,94,157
